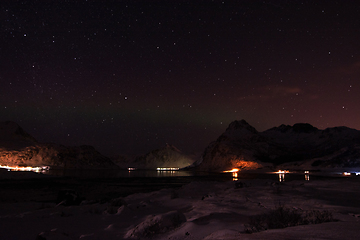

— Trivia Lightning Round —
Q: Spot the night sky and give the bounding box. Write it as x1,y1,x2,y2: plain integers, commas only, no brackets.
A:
1,1,360,156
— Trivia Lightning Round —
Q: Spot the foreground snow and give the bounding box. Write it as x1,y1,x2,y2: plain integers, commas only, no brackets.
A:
1,172,360,239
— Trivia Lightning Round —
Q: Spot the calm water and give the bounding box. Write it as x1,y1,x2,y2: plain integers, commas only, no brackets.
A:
43,168,348,182
46,169,200,178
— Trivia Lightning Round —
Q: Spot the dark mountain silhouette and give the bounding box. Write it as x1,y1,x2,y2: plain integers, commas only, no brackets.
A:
0,121,117,169
198,120,360,171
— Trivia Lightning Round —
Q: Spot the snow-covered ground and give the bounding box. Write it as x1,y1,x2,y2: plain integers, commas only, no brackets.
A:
1,170,360,240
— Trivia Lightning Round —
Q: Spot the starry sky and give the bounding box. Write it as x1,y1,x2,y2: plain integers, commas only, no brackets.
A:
1,0,360,156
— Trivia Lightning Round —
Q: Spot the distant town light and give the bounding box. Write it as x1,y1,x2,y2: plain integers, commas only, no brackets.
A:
156,167,179,171
0,165,50,173
223,168,239,173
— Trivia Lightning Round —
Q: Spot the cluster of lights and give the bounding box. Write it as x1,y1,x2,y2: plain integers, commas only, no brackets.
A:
343,171,360,176
156,167,179,171
0,165,50,173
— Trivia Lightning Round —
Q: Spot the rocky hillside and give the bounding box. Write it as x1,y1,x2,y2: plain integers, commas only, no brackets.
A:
0,121,118,169
198,120,360,171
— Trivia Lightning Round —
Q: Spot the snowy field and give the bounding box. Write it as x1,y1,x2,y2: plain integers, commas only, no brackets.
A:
1,169,360,240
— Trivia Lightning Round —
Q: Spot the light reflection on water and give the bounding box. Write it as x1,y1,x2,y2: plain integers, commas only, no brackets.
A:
275,172,311,182
278,173,285,182
230,172,317,182
232,172,238,181
156,170,187,177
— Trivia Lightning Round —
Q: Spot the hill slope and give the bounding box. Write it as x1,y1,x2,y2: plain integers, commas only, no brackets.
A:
0,121,117,169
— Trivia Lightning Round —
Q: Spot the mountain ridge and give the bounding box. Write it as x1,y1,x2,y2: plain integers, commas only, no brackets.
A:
198,119,360,171
2,120,360,171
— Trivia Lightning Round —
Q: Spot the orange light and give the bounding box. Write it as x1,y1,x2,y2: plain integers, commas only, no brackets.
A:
223,168,240,173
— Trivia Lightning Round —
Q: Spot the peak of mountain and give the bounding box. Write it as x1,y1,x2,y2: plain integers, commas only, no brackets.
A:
266,123,318,134
164,143,182,153
0,121,37,149
226,119,258,134
218,120,259,143
292,123,318,133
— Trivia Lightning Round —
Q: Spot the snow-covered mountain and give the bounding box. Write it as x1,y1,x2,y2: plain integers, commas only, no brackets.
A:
198,120,360,171
0,121,118,169
112,144,197,169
